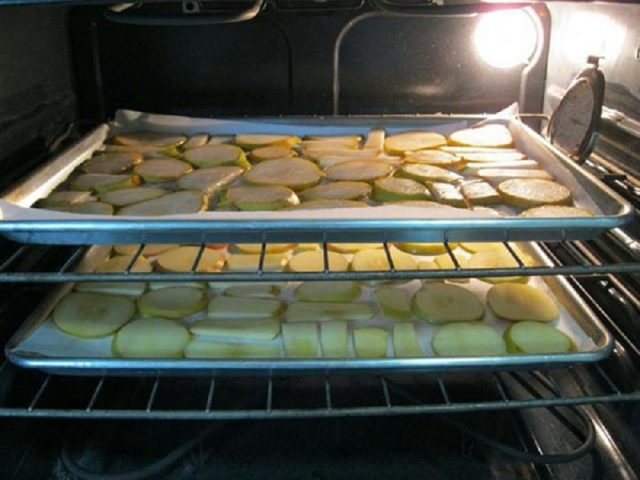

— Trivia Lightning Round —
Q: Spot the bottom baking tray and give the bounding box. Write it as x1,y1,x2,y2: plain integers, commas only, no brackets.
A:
5,243,612,376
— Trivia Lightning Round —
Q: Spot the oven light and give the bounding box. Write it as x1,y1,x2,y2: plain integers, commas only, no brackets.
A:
474,10,538,69
563,12,625,65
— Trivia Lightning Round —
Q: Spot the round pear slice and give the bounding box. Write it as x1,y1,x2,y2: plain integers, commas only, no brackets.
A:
504,321,573,354
498,179,572,208
448,125,513,148
50,202,114,216
459,242,506,253
398,164,462,183
466,245,528,284
137,287,207,319
412,284,484,324
320,321,349,358
81,152,143,174
404,150,465,169
113,244,178,257
291,199,369,210
176,166,243,195
244,158,322,190
351,247,417,271
375,286,412,321
226,185,299,211
250,146,295,161
184,144,249,168
38,191,92,207
519,205,592,218
116,190,207,216
233,243,296,254
395,243,454,255
70,174,141,193
96,254,153,273
327,243,382,253
113,318,190,358
487,283,559,322
133,158,192,182
53,292,135,338
354,327,388,358
113,132,187,148
99,187,168,207
393,323,422,357
300,181,372,201
384,131,446,155
156,246,225,272
288,250,349,272
235,134,300,149
373,177,430,201
432,322,506,356
324,160,393,182
295,281,361,302
182,133,209,150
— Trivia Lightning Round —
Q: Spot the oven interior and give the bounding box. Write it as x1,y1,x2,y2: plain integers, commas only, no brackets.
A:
0,1,639,478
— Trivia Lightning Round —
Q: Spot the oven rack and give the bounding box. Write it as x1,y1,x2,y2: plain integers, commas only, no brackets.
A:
1,240,639,283
0,359,637,420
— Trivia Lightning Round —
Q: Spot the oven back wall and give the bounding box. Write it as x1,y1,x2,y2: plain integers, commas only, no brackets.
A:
71,3,547,121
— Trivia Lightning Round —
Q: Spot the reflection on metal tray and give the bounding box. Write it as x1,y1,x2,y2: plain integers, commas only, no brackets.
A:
5,243,613,376
0,113,633,245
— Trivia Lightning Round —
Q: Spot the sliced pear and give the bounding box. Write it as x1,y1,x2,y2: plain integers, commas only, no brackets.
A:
244,158,322,190
306,134,362,142
432,322,506,356
412,284,484,324
395,243,452,256
113,244,178,256
350,247,417,271
99,187,168,207
295,243,321,252
176,166,243,195
76,282,146,297
383,200,445,208
433,253,469,283
39,191,92,207
137,287,207,319
208,296,284,319
460,151,526,163
299,181,371,201
117,190,207,216
316,155,403,170
191,318,281,341
295,281,361,302
207,136,234,145
113,317,190,358
464,160,539,176
385,131,446,155
133,158,192,182
461,181,500,205
282,322,318,358
81,152,143,174
328,243,382,253
303,138,360,149
498,179,571,208
233,243,295,254
393,323,422,357
184,340,279,359
95,254,153,273
519,206,592,218
226,185,299,211
303,148,379,160
478,168,552,185
363,129,385,151
156,246,225,272
184,144,248,168
291,199,369,210
49,202,114,215
354,327,388,358
459,242,505,253
70,173,141,193
103,144,175,155
53,292,135,338
288,250,349,272
236,134,300,150
224,284,280,298
487,283,559,322
113,132,187,148
226,253,288,271
404,150,465,169
373,177,430,201
418,260,440,283
285,302,374,322
375,286,412,320
325,160,393,182
250,145,295,162
182,133,209,149
428,182,466,207
398,164,462,183
467,246,528,283
504,321,573,354
448,125,513,148
320,321,349,357
440,146,520,155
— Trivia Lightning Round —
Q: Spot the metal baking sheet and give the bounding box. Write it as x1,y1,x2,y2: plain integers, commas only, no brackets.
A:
5,243,613,376
0,111,633,245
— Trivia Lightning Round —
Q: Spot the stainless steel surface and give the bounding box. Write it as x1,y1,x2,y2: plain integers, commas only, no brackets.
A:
5,242,614,375
0,116,633,245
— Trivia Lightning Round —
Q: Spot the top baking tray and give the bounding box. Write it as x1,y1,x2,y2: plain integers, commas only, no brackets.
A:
0,111,633,245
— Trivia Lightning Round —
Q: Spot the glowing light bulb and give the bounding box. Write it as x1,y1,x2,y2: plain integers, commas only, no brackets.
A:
474,9,538,69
